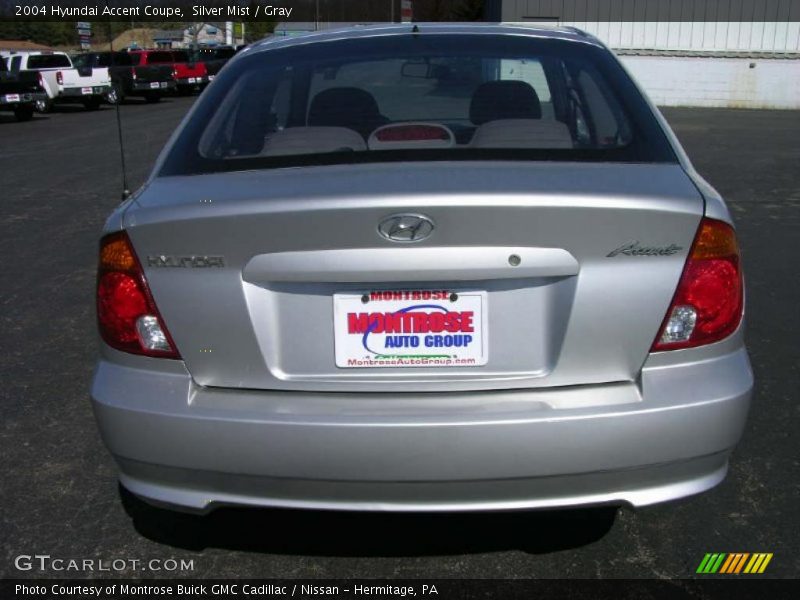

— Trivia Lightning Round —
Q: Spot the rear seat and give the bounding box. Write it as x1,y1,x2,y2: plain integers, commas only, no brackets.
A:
262,127,366,156
470,119,573,149
468,80,573,148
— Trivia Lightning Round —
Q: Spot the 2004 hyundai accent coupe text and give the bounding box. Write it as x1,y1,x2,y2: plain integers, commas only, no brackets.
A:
91,24,753,513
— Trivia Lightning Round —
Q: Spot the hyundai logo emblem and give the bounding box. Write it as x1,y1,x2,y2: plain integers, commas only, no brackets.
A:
378,214,435,243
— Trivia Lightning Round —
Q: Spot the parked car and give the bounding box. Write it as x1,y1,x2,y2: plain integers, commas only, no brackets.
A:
127,49,207,94
191,46,236,83
72,51,176,104
2,50,111,111
0,55,47,121
92,24,752,514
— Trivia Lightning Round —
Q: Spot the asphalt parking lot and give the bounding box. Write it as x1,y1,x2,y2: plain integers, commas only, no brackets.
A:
1,99,797,579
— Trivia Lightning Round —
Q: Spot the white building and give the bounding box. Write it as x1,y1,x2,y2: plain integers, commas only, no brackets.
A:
488,0,800,109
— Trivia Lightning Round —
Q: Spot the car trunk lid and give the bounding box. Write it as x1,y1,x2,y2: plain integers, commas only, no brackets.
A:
125,161,702,392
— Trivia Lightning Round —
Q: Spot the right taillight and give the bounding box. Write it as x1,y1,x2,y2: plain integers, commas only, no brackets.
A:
97,232,180,359
652,217,743,351
56,71,63,85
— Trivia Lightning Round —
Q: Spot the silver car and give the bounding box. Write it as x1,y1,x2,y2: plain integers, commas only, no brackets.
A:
91,24,752,513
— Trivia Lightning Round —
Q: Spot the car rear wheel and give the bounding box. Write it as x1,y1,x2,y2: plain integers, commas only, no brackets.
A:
13,105,35,122
106,86,122,105
34,98,52,113
82,97,101,111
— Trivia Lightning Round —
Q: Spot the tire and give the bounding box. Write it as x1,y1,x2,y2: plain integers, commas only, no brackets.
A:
144,92,162,104
13,105,34,122
106,86,121,105
34,98,52,113
82,97,101,111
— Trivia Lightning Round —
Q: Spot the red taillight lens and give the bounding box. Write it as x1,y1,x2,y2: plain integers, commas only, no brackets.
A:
56,71,63,85
652,218,743,351
97,232,180,359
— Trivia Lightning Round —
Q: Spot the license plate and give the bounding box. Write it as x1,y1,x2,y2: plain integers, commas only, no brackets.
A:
188,77,196,84
150,82,160,89
333,290,487,368
4,94,20,103
81,87,92,95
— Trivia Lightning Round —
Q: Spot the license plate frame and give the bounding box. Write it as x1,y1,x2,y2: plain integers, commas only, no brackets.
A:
333,289,488,368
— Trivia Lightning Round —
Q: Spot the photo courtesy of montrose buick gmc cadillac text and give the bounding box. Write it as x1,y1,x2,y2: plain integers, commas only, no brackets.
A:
91,24,753,513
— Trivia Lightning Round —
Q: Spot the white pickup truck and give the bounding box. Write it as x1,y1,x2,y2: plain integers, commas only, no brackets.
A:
1,51,111,112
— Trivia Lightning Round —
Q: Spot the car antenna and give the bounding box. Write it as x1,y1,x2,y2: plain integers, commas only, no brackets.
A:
105,6,130,201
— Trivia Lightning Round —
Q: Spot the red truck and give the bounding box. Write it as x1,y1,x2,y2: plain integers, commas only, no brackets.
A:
127,50,207,95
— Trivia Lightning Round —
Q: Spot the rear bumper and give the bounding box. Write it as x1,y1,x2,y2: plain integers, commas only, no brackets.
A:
175,76,206,86
130,81,176,93
58,85,111,98
91,347,752,512
0,91,47,106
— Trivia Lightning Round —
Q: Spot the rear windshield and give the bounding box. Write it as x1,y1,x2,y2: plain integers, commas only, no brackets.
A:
71,54,90,68
172,51,190,62
146,51,175,64
161,35,676,176
26,54,72,69
94,52,134,67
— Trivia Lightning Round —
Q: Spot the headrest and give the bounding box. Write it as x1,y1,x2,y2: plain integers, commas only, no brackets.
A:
470,80,542,125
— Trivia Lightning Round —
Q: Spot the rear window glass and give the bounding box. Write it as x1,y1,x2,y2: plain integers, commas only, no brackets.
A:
71,54,88,68
146,52,175,64
27,54,72,69
161,35,676,176
172,51,190,62
96,53,133,67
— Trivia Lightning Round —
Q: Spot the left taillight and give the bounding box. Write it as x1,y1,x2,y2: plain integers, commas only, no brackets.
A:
97,231,180,359
56,71,63,85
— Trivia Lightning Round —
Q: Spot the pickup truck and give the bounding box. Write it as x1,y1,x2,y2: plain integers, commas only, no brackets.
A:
191,46,236,83
2,51,111,111
73,52,176,104
0,56,47,121
127,50,207,95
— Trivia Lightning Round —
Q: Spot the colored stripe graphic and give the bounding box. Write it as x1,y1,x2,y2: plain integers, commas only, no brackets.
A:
720,553,749,573
698,553,773,574
744,553,774,574
697,553,726,573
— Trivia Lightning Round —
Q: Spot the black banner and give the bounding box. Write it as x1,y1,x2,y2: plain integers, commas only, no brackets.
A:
2,0,800,23
3,579,800,600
